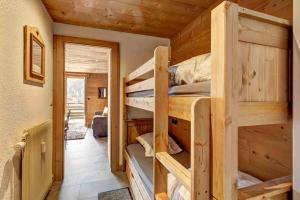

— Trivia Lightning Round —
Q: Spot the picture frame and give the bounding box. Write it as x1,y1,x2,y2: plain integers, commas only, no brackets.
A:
24,25,45,85
98,87,108,99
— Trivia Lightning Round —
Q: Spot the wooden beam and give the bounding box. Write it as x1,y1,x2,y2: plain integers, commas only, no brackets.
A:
125,77,154,93
238,102,289,126
154,46,169,198
156,152,191,190
191,97,211,200
238,7,291,27
211,2,239,200
238,175,292,200
125,57,154,82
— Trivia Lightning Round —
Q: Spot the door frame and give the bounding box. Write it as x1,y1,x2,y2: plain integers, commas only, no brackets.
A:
53,35,120,181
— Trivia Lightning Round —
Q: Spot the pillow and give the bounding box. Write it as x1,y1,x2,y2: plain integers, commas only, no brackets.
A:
136,132,153,157
136,132,182,157
102,106,108,116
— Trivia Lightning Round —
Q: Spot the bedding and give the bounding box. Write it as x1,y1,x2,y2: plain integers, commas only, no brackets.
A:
169,53,211,86
127,143,262,200
136,132,182,157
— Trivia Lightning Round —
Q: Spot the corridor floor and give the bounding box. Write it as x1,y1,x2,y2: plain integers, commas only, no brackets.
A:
46,129,128,200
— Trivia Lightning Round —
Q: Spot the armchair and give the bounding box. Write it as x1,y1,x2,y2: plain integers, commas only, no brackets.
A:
91,110,108,137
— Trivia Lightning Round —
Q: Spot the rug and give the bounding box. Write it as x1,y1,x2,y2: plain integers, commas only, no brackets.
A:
66,126,87,140
98,187,132,200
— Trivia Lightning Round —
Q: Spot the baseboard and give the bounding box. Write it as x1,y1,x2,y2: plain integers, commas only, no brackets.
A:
294,189,300,200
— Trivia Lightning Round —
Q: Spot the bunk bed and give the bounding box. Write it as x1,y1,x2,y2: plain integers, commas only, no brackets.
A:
123,1,292,200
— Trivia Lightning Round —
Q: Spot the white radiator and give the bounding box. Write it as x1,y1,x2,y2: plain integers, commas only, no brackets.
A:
17,121,53,200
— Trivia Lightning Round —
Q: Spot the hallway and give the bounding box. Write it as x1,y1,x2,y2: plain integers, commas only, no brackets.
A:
46,129,128,200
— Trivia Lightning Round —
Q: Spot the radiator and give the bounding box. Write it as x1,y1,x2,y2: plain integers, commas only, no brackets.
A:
18,121,53,200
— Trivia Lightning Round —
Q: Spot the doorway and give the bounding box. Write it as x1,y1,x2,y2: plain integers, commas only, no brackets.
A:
53,36,120,181
66,77,85,125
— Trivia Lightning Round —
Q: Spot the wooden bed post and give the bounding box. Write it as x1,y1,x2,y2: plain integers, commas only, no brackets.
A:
211,1,239,200
122,77,127,171
153,46,169,199
191,97,211,200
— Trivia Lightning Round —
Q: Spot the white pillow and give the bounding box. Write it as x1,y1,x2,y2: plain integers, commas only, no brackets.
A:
102,106,108,116
136,132,154,157
136,132,182,157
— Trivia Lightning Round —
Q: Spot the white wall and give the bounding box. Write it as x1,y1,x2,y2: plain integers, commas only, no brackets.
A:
294,0,300,198
0,0,53,199
53,23,170,165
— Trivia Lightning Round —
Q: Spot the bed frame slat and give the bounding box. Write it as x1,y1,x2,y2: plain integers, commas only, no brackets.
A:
125,57,154,82
125,77,154,93
238,175,292,200
156,152,191,190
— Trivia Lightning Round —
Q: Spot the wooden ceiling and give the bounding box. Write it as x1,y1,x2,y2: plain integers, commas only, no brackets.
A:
42,0,292,38
42,0,217,38
65,43,110,74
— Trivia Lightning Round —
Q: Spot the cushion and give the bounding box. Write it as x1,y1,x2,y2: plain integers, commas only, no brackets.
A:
102,106,108,116
136,132,182,157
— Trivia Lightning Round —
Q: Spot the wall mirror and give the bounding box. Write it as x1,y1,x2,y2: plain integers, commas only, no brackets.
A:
24,25,45,86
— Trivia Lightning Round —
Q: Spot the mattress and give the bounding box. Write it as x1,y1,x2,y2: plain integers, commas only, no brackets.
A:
126,143,190,197
128,81,211,97
127,143,262,200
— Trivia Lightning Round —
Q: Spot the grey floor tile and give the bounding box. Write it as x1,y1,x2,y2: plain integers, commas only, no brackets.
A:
46,129,128,200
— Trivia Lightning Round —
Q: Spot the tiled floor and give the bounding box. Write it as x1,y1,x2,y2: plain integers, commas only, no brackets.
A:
46,128,128,200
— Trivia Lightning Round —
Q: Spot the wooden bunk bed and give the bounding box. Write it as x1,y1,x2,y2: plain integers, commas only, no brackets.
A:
123,1,292,200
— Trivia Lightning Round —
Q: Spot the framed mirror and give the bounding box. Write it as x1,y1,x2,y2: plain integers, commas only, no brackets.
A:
24,26,45,85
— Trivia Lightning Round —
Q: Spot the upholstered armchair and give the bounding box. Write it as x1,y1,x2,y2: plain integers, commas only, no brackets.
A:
92,107,108,137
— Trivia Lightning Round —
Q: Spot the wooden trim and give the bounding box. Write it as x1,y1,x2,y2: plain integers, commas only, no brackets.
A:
153,46,169,197
238,7,291,27
125,77,154,93
238,16,289,49
53,35,120,181
191,97,211,200
53,35,65,181
125,57,154,82
211,2,239,199
156,152,191,190
238,102,289,126
238,175,292,200
169,96,199,121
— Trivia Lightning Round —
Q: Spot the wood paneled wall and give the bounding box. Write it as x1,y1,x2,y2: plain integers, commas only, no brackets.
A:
238,123,292,181
170,0,292,64
86,73,108,126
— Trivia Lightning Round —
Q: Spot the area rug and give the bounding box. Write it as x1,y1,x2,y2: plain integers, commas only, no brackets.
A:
98,187,132,200
66,126,87,140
